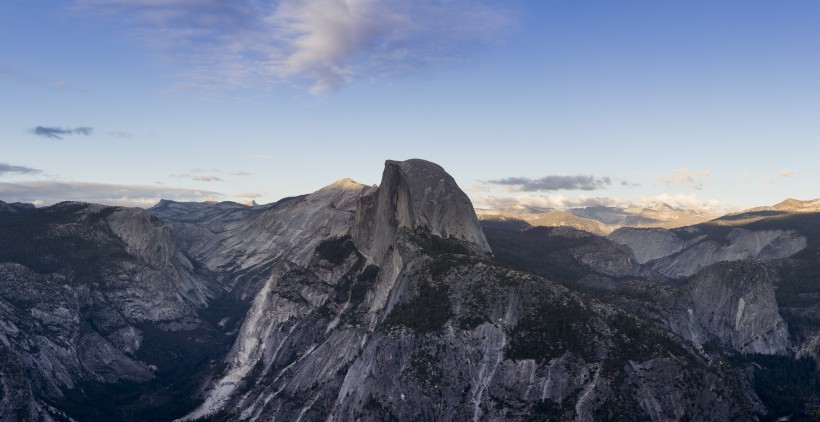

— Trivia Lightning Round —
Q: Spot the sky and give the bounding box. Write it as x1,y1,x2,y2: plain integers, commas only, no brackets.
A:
1,0,818,212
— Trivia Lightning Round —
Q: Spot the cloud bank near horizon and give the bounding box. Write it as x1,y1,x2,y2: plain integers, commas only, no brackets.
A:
0,180,223,208
470,192,735,213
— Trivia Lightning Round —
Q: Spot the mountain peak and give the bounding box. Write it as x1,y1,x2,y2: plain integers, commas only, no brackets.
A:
772,198,820,212
352,159,491,263
328,177,363,188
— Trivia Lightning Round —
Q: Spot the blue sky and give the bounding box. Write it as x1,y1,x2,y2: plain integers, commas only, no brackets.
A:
1,0,818,210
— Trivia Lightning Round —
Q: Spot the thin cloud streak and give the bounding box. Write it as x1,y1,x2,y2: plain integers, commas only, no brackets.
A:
70,0,513,93
652,168,711,190
32,126,94,139
487,175,613,192
171,171,223,182
109,131,133,138
0,180,222,208
0,163,41,176
189,167,221,173
192,176,223,182
0,62,83,91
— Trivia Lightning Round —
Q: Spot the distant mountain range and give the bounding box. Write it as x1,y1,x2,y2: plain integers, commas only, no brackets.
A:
477,198,820,235
476,202,719,235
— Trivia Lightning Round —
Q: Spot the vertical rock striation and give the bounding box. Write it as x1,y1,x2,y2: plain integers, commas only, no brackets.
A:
352,159,491,265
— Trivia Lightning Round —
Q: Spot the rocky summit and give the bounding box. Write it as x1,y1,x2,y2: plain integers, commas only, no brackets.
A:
1,159,819,421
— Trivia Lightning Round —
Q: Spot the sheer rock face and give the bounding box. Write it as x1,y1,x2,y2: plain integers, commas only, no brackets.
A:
0,203,221,420
610,226,806,278
674,261,791,355
352,159,491,265
608,228,687,264
106,207,217,314
150,179,372,297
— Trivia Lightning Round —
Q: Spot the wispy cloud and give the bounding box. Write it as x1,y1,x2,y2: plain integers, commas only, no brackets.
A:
0,180,222,208
172,174,223,182
189,167,220,173
232,170,252,176
192,176,223,182
486,175,613,192
70,0,513,93
779,170,795,177
32,126,94,140
651,168,710,190
0,163,41,176
0,62,82,91
109,131,133,139
171,168,224,182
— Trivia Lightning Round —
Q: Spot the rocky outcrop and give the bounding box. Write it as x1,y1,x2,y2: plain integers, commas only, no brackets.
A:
352,159,491,265
150,179,372,297
608,228,687,264
610,226,807,278
673,261,790,355
106,207,218,316
0,202,225,420
482,225,662,289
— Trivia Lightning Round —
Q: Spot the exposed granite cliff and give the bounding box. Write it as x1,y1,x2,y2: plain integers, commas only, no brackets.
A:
609,226,806,278
0,202,225,420
150,179,372,299
673,261,790,355
352,159,491,265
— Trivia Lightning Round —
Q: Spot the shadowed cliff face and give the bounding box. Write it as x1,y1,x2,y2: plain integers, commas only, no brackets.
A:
0,203,228,420
352,159,491,265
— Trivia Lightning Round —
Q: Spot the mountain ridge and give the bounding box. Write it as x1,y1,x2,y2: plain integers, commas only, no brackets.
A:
0,161,819,420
